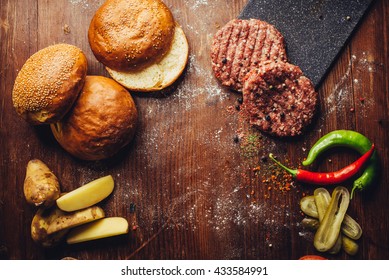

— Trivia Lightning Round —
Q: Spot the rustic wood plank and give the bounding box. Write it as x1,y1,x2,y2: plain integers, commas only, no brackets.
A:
348,0,389,259
0,0,388,260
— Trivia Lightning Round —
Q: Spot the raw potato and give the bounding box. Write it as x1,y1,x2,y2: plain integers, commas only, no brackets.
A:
56,175,114,212
24,159,61,207
47,206,105,234
31,205,105,246
31,207,69,247
67,217,129,244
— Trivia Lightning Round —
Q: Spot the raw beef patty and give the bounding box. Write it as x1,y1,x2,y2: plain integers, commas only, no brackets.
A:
242,61,318,137
211,19,287,92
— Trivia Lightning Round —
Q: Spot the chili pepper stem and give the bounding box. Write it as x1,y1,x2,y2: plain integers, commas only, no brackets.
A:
351,185,358,199
269,153,298,177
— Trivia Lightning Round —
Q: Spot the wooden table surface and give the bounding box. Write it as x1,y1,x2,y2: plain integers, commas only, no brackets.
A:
1,0,388,260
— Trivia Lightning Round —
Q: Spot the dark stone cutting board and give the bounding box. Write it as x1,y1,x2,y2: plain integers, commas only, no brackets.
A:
239,0,375,88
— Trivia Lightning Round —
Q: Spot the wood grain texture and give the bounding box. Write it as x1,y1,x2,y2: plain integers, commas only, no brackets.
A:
0,0,388,260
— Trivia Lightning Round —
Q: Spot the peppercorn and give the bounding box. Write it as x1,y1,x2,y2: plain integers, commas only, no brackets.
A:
265,115,271,121
129,203,136,213
233,135,240,143
221,58,227,64
237,97,243,104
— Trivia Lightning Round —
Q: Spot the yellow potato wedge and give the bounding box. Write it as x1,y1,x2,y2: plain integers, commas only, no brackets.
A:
47,206,105,234
67,217,129,244
56,175,114,212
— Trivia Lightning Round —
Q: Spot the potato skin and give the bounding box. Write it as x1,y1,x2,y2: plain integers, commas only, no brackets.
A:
31,205,105,247
47,206,105,234
31,207,69,247
24,159,61,207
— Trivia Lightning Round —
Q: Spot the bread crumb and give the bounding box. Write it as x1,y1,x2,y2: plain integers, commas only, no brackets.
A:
63,24,71,35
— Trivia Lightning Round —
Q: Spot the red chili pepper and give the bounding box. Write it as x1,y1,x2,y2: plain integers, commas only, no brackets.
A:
269,144,375,185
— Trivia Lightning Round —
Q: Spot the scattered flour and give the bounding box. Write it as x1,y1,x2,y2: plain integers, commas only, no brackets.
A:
68,0,303,257
182,0,212,10
68,0,102,10
188,0,209,9
325,52,378,116
173,54,227,111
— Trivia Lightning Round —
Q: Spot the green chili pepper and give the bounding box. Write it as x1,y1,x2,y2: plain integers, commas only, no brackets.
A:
302,130,380,198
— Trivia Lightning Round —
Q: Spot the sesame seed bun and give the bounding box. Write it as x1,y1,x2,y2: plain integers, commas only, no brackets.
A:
12,44,87,125
50,76,138,161
88,0,175,71
106,24,189,92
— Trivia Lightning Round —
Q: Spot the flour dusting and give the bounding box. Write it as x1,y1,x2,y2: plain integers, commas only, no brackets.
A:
68,0,102,10
120,0,300,258
173,54,227,111
325,52,377,117
182,0,211,10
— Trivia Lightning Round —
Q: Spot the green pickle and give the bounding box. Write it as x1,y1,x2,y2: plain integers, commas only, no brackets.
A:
329,234,342,254
314,188,342,254
300,195,362,240
299,196,318,218
313,188,331,221
301,217,320,230
341,215,362,240
314,187,350,252
342,235,359,256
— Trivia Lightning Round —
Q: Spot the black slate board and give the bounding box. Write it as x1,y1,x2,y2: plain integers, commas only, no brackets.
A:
239,0,375,88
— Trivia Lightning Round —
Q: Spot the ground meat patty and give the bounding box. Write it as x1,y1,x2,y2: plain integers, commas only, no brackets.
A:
242,61,318,137
211,19,287,92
